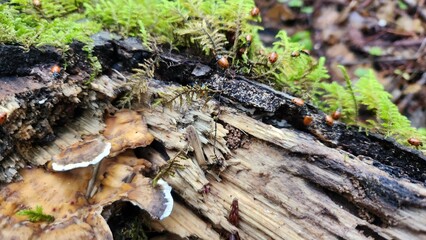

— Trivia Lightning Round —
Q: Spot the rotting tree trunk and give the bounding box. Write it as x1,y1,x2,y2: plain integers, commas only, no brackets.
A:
1,35,426,240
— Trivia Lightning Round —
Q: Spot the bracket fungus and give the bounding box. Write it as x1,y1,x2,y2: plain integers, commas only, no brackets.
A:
0,110,173,239
48,136,111,171
47,136,112,198
103,109,155,157
0,152,173,239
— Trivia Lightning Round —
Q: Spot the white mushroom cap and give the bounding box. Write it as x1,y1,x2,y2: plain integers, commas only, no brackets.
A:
156,179,174,220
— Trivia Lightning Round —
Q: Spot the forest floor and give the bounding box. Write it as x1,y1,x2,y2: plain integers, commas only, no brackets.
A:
256,0,426,128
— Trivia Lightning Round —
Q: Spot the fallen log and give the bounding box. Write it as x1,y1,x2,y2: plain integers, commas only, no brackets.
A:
1,37,426,239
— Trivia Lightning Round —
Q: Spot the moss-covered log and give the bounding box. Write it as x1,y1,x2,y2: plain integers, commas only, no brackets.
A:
1,37,426,239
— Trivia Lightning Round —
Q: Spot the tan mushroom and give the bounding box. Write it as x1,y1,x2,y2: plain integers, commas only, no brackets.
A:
0,109,173,238
103,109,155,157
48,136,111,171
46,135,111,198
0,152,173,239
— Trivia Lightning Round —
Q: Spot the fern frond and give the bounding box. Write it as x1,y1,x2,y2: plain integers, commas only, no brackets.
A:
317,81,357,124
152,150,187,187
176,19,228,56
154,85,215,110
338,65,358,122
118,57,157,108
355,70,418,142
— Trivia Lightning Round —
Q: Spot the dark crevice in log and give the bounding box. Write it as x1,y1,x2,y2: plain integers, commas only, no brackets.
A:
298,151,425,209
356,225,388,240
322,187,385,226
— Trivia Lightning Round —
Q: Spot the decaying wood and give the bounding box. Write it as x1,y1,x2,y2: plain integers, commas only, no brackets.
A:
1,37,426,239
140,94,426,240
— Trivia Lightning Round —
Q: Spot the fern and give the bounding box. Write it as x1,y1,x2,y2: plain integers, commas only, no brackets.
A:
316,82,357,124
17,205,55,223
154,85,216,110
355,70,418,141
119,57,157,108
338,65,358,122
176,19,228,57
83,44,103,84
10,0,89,19
152,150,187,187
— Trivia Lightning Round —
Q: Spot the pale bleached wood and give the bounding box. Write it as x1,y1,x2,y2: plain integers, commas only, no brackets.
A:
141,100,426,240
151,201,221,240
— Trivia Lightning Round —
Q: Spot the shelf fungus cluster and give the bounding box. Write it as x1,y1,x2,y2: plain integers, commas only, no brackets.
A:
0,110,173,239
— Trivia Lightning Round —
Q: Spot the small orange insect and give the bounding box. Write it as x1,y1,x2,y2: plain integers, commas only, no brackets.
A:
331,110,341,120
408,138,423,147
303,116,313,126
325,115,334,126
268,52,278,63
292,98,304,107
250,7,260,17
216,56,229,69
51,65,61,78
0,112,7,125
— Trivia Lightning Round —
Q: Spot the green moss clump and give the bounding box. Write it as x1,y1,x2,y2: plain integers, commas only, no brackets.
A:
0,4,100,49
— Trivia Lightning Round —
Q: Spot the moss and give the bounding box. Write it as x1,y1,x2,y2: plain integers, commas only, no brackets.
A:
0,4,100,49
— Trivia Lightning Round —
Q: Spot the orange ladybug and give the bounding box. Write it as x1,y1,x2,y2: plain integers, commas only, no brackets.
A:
291,98,304,107
303,116,313,126
250,7,260,17
408,138,423,147
268,52,278,63
217,56,229,69
325,115,334,126
0,112,7,125
51,65,61,78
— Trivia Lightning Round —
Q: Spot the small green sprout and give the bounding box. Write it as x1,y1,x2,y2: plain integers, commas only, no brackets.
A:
16,205,55,223
368,46,383,56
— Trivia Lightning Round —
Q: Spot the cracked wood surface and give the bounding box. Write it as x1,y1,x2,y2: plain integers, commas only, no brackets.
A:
144,100,426,240
1,76,425,239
